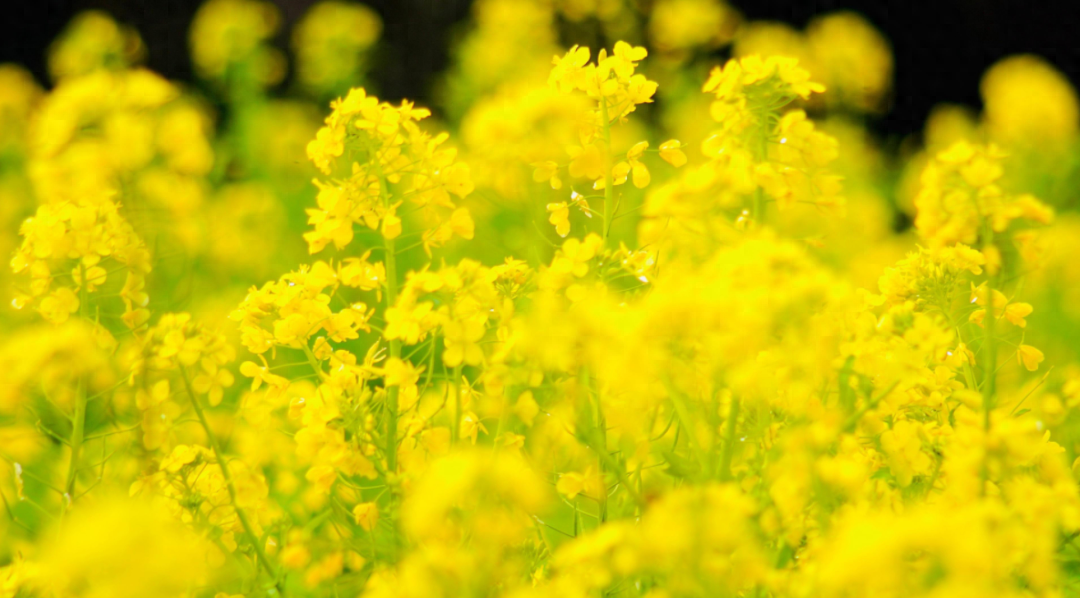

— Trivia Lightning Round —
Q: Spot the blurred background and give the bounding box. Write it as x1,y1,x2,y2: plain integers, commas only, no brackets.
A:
5,0,1080,139
6,0,1080,369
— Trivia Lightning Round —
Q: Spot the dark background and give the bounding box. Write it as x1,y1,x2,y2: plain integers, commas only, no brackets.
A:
3,0,1080,138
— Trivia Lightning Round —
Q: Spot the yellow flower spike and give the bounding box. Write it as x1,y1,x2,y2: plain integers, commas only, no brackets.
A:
1018,344,1045,371
659,139,687,167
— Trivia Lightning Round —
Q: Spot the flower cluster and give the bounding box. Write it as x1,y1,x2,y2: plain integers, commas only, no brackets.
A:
304,88,475,254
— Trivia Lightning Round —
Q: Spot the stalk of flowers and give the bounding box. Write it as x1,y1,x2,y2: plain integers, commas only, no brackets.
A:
230,86,502,578
536,42,687,245
638,55,842,263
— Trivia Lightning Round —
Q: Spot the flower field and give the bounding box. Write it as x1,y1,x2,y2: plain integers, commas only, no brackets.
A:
4,1,1080,596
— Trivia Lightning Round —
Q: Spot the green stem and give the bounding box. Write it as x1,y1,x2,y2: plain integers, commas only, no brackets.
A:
718,397,740,482
178,364,283,594
63,382,86,506
953,326,980,392
979,224,998,497
383,232,401,476
664,379,709,477
751,118,770,224
301,342,327,381
450,363,463,444
841,381,900,433
381,222,403,564
981,276,997,431
586,369,609,522
600,95,615,246
63,264,91,513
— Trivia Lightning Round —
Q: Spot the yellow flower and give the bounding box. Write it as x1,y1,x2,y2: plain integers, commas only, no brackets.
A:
568,143,606,180
533,160,563,189
381,208,402,240
352,502,379,531
1003,302,1033,327
460,411,488,444
383,357,422,387
547,202,571,237
556,467,604,499
1018,344,1045,371
305,464,337,493
450,207,475,240
38,287,80,324
442,315,487,367
626,140,651,189
384,300,434,344
549,45,591,93
159,444,199,473
551,234,603,278
239,358,289,393
659,139,687,167
612,40,647,64
339,252,385,294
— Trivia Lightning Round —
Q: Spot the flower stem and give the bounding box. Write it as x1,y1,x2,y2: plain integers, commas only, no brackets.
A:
718,397,740,482
381,227,403,564
63,264,90,514
600,95,615,246
978,222,999,498
450,363,463,444
751,117,770,224
178,364,283,595
981,276,997,430
383,232,401,476
63,381,85,509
